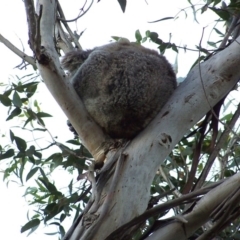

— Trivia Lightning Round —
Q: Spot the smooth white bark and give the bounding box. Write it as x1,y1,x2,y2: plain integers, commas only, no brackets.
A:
147,172,240,240
35,0,113,163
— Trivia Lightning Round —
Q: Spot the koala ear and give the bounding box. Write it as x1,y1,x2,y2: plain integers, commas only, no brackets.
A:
61,49,93,74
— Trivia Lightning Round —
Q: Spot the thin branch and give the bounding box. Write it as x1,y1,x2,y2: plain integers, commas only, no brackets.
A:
195,104,240,190
0,34,36,68
23,0,112,163
58,0,93,23
219,14,240,49
196,187,240,240
56,1,82,49
105,180,224,240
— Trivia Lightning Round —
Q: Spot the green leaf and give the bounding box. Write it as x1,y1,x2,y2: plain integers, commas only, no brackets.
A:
201,4,208,13
60,214,66,223
35,179,47,192
43,202,64,222
148,17,174,23
149,32,159,42
26,83,38,98
66,140,80,145
68,180,73,195
50,153,63,172
59,225,65,238
149,32,163,45
73,204,81,222
0,149,14,160
26,167,39,181
36,112,52,118
14,136,27,152
213,27,224,36
0,94,11,106
26,145,35,156
207,41,217,48
209,7,230,21
3,89,12,97
34,99,41,112
23,116,34,128
142,37,147,43
39,168,48,180
46,153,63,162
145,30,151,37
9,130,14,142
117,0,126,12
19,157,27,184
171,43,178,53
21,219,40,233
33,151,42,159
158,42,169,54
6,107,22,121
38,178,55,192
37,117,45,127
13,91,22,108
135,29,142,43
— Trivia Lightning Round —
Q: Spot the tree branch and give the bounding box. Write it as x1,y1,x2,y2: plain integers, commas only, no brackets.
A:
23,0,113,163
0,34,36,68
145,172,240,240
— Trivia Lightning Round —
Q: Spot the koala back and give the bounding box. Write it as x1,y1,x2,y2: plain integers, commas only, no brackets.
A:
62,41,177,139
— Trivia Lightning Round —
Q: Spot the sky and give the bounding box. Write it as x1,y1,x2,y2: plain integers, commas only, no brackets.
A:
0,0,231,239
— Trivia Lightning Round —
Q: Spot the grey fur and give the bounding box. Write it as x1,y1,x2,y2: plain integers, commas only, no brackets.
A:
62,41,177,139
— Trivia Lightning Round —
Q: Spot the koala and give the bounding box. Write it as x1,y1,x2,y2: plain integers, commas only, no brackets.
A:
62,40,177,139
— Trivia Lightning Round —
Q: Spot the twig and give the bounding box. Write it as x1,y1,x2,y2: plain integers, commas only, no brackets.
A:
58,0,93,23
219,14,240,49
194,104,240,190
56,1,82,50
105,180,225,240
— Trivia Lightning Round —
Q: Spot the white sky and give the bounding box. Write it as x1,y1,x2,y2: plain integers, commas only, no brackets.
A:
0,0,230,239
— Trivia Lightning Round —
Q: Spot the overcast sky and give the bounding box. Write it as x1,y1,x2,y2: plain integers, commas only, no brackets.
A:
0,0,225,239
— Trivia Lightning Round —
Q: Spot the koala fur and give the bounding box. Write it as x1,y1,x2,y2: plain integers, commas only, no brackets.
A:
61,40,177,139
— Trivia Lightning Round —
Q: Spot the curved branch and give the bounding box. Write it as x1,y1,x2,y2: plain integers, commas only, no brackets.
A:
57,0,93,23
146,172,240,240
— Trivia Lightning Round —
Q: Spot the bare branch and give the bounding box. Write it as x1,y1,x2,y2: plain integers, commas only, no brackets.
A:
195,103,240,189
23,0,113,163
145,172,240,240
57,1,82,50
58,0,94,23
0,34,36,68
106,180,224,239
